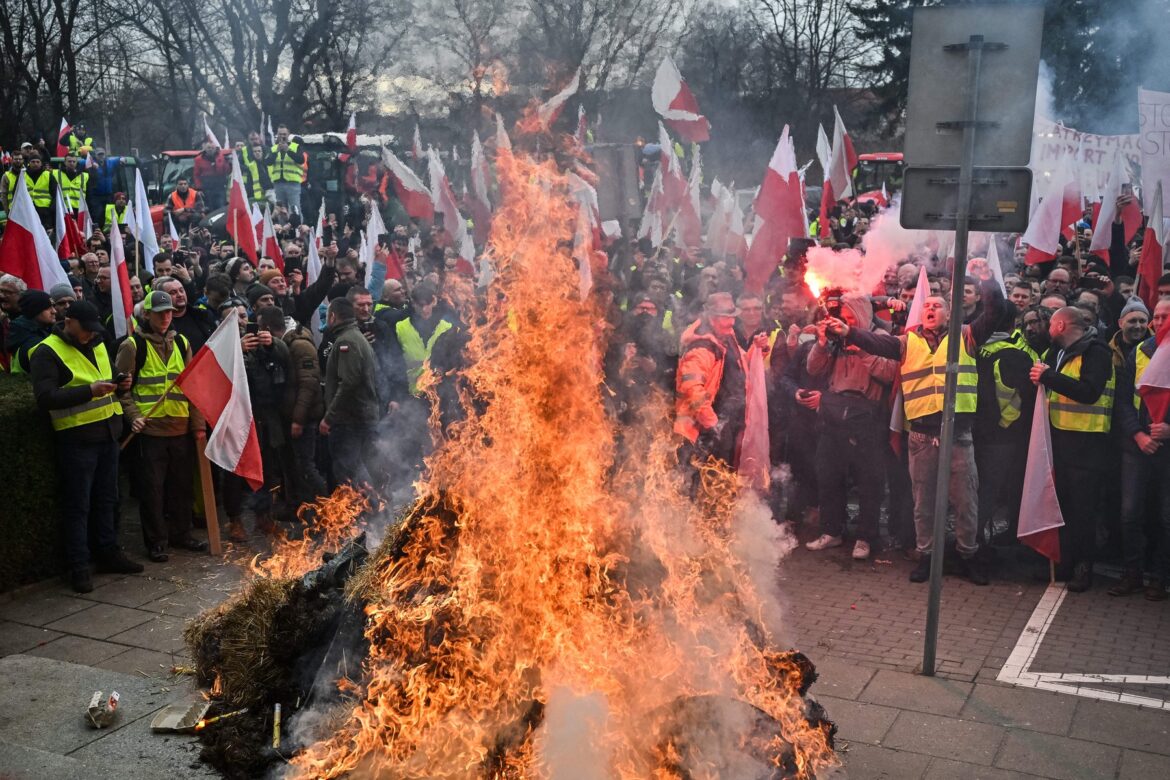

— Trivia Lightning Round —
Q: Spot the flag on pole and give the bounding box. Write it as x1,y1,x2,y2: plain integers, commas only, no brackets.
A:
362,205,388,296
166,212,181,251
382,148,435,221
54,189,85,260
657,122,688,211
175,316,264,490
676,147,702,248
345,112,357,153
315,205,325,248
1090,150,1143,262
76,193,93,239
428,148,474,274
226,153,259,261
203,116,222,149
495,113,512,154
267,116,274,145
651,56,711,143
637,167,666,248
56,118,72,158
306,229,324,339
575,104,588,145
536,68,581,129
469,131,492,245
889,265,931,448
745,125,805,293
985,235,1007,294
1017,392,1065,562
132,168,160,275
261,205,284,271
816,123,833,239
412,124,424,161
223,127,230,149
1137,182,1165,312
826,106,858,203
1136,314,1170,424
1023,153,1081,264
107,217,135,339
0,174,71,291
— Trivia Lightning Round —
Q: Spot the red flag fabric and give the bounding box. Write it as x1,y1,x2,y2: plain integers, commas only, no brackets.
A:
226,154,259,261
260,205,285,271
56,118,72,158
657,122,688,212
166,212,181,251
1090,151,1142,262
816,124,834,239
575,105,588,145
383,148,435,221
651,56,711,143
1017,393,1065,562
203,116,222,149
536,69,581,129
76,194,93,239
745,126,805,293
0,174,71,291
107,218,135,339
1137,182,1165,312
428,148,472,273
176,316,264,490
737,344,771,490
1137,315,1170,424
676,148,702,248
345,113,357,153
827,107,857,201
54,189,76,260
1023,153,1080,264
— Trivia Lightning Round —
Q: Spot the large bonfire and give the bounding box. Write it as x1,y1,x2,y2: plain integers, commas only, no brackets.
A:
192,143,838,779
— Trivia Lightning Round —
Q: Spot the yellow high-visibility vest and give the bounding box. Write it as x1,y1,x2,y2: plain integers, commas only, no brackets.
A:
1047,354,1115,433
35,334,119,431
980,331,1038,428
396,318,452,394
1132,344,1152,412
268,142,304,183
53,170,88,210
902,329,978,420
25,169,53,208
131,335,190,419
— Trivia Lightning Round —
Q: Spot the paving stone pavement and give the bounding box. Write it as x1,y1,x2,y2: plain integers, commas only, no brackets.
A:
3,507,1170,778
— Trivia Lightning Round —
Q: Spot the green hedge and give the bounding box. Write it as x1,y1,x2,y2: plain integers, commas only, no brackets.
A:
0,373,63,591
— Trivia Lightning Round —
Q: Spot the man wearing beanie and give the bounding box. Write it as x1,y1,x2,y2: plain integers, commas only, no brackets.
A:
226,257,257,298
5,290,55,373
1110,298,1152,370
49,283,77,321
246,284,277,313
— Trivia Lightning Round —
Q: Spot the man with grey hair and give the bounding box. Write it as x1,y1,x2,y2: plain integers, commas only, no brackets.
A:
1,273,28,372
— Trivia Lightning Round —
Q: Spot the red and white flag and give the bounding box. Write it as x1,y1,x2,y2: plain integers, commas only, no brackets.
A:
306,229,324,339
675,147,702,248
816,123,833,239
260,205,284,271
76,193,93,239
428,148,474,274
412,124,424,161
1023,153,1081,264
638,167,666,247
166,212,181,251
0,174,71,291
1018,392,1065,563
745,125,805,293
726,191,748,260
131,168,159,274
575,104,588,145
226,153,259,261
469,131,492,245
382,147,435,221
345,112,357,153
889,265,931,439
824,106,858,205
54,188,85,260
107,216,135,339
56,118,72,158
1137,313,1170,423
1137,182,1165,312
1089,150,1142,261
176,316,263,490
203,116,222,149
536,68,581,128
651,55,710,143
738,344,771,490
657,122,688,212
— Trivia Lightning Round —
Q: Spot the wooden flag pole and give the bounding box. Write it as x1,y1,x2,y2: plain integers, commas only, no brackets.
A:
195,436,223,555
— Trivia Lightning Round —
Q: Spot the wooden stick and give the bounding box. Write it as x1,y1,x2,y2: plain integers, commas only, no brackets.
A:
119,386,174,451
195,436,223,556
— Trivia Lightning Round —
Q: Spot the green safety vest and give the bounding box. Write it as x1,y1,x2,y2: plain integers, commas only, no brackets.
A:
35,334,119,431
1047,355,1115,433
902,329,978,420
131,334,190,419
268,142,304,183
24,169,52,208
980,331,1039,429
105,203,128,230
2,170,18,208
396,318,452,395
53,170,88,210
240,154,265,201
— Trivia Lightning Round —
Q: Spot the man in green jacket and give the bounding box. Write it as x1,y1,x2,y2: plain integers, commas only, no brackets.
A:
320,297,380,489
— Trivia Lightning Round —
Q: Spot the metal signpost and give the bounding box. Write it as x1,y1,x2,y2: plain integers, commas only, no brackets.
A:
899,4,1044,677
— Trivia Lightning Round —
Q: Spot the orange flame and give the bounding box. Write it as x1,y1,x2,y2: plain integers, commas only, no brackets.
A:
249,486,370,580
288,151,837,778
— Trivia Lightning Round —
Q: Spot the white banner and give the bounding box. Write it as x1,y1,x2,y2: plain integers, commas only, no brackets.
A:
1139,88,1170,207
1031,117,1139,201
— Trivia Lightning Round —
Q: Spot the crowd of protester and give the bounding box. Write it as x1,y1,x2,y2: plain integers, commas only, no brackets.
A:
1,128,1169,603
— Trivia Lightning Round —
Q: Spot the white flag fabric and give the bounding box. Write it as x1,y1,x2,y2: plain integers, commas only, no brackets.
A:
133,168,160,274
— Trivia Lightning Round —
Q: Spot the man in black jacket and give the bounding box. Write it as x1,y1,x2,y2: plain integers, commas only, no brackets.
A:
30,302,144,592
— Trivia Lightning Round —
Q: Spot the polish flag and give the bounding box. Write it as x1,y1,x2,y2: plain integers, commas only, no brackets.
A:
361,205,387,295
132,168,160,275
827,106,858,202
382,147,435,221
816,123,833,239
651,56,711,143
203,116,222,149
261,205,284,271
745,125,805,293
412,124,424,161
657,122,688,211
107,217,135,339
54,189,85,260
889,265,931,445
469,131,492,245
76,194,93,239
675,147,702,248
1023,154,1081,264
1137,314,1170,423
637,167,666,247
1017,392,1065,562
537,68,581,128
176,316,263,490
1089,150,1143,262
0,174,70,291
985,235,1007,294
575,105,588,145
226,153,259,261
56,118,72,158
345,112,357,153
428,148,474,274
166,212,181,251
306,229,324,339
315,205,325,248
738,345,771,489
1137,182,1165,312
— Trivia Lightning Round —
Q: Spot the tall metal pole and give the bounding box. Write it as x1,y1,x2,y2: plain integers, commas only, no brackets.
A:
922,35,985,677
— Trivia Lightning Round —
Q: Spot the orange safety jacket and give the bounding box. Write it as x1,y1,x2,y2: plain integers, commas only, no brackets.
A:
674,319,742,443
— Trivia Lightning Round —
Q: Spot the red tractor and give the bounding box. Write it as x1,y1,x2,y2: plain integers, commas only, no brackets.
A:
853,152,904,207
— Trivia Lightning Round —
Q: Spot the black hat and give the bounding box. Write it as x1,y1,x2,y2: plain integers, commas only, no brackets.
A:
246,284,275,308
65,301,105,333
18,290,52,319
